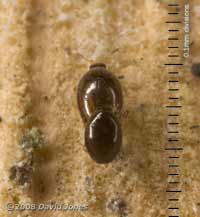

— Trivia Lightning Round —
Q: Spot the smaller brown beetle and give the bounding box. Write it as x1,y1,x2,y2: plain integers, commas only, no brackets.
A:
77,63,123,163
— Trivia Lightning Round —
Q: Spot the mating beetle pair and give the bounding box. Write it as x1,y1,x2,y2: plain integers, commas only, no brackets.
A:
77,63,123,164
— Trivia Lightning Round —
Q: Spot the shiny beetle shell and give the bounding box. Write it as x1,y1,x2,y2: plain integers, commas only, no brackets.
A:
77,63,123,164
77,64,123,123
85,110,122,164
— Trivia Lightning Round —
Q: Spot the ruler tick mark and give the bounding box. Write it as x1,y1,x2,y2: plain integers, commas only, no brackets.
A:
168,80,179,82
168,123,179,125
168,215,179,217
165,147,183,150
168,46,179,49
168,29,179,32
169,97,180,100
168,114,179,117
168,198,179,201
168,55,179,57
168,71,179,74
166,190,182,193
168,12,179,15
166,21,182,24
168,4,179,6
168,139,179,142
166,105,182,108
165,63,183,66
168,89,179,91
168,156,179,159
168,38,179,40
169,165,179,167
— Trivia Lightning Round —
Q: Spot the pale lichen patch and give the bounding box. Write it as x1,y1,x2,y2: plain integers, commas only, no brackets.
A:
107,197,128,217
21,127,45,153
9,127,45,186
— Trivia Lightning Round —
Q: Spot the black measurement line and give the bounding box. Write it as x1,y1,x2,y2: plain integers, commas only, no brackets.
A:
168,173,179,176
168,114,179,117
168,46,179,49
166,105,182,108
169,165,179,167
169,215,179,217
168,198,179,201
168,156,179,159
168,122,179,125
168,12,179,15
168,80,180,84
165,147,183,150
168,139,179,142
168,131,179,134
168,4,179,6
168,55,179,57
166,21,182,24
168,80,179,82
168,38,179,40
166,190,182,193
168,29,179,32
168,71,179,74
165,63,183,66
168,89,179,91
168,207,179,209
169,97,179,99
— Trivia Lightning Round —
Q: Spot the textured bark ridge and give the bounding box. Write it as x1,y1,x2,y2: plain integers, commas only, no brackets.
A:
0,0,199,217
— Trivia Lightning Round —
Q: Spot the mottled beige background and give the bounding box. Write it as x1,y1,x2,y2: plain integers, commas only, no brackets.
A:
0,0,199,217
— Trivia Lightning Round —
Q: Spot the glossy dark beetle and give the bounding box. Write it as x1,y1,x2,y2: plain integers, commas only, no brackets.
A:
77,63,123,164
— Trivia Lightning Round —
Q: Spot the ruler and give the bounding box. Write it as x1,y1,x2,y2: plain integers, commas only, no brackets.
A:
165,1,189,216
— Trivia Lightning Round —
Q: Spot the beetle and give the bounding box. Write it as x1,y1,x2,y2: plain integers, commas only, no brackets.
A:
77,63,123,163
